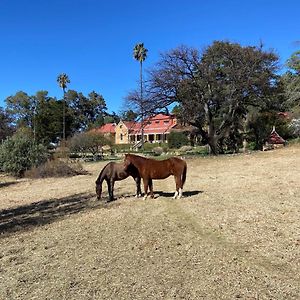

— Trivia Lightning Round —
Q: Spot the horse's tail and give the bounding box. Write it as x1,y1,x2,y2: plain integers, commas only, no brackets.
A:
181,161,187,188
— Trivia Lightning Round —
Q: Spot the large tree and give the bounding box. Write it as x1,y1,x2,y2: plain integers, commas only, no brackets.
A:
283,50,300,115
133,42,148,149
5,91,35,129
64,90,108,131
0,108,14,141
57,73,70,143
148,41,280,154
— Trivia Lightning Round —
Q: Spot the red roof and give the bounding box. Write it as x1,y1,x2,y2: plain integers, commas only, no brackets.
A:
93,114,177,135
93,123,116,134
267,127,286,144
127,114,176,135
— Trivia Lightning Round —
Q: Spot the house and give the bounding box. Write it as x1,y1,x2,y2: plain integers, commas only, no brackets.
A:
92,123,116,141
95,114,177,145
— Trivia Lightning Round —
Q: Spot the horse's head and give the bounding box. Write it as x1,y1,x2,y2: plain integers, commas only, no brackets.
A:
95,180,102,200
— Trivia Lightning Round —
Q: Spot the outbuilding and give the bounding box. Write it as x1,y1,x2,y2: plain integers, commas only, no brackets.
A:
263,126,286,151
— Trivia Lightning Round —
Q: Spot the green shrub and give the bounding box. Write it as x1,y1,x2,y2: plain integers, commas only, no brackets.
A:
152,146,164,156
167,132,189,149
0,135,48,177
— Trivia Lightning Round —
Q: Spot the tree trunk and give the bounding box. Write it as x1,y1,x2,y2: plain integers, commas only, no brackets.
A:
207,133,219,155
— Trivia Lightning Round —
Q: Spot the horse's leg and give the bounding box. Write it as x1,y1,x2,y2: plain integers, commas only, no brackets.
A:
106,179,113,202
173,175,181,199
109,179,115,201
149,179,154,198
135,177,142,197
143,178,149,200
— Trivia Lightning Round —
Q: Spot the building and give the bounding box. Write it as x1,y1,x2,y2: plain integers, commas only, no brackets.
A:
263,126,286,151
92,123,116,141
96,114,177,145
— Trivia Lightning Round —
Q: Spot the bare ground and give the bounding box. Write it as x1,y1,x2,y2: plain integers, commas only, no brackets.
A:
0,146,299,299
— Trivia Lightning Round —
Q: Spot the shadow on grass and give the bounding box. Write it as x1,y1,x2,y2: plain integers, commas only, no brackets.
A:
0,181,19,188
155,190,203,198
0,192,103,236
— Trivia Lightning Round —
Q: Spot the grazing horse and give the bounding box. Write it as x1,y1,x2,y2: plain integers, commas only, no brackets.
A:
95,162,141,202
123,153,187,200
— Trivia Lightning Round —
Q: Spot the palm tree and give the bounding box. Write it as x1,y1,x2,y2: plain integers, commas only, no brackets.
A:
133,43,148,150
57,73,70,144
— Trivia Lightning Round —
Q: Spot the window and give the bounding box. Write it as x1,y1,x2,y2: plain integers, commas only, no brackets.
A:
120,133,123,141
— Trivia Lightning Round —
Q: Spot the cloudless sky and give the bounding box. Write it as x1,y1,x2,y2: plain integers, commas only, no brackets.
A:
0,0,299,113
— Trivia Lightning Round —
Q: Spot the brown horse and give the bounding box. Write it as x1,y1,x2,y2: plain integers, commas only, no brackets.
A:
123,153,187,200
95,162,141,202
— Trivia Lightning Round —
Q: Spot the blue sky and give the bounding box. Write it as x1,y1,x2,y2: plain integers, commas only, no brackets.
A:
0,0,299,113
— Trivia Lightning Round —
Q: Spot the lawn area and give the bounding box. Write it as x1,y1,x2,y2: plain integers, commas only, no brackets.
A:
0,145,299,299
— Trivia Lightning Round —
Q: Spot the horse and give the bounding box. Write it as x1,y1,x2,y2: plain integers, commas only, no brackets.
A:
123,153,187,200
95,161,141,202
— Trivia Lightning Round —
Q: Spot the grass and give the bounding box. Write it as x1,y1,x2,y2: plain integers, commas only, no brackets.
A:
0,145,299,299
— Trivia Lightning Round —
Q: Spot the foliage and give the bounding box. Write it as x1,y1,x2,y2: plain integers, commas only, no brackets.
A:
25,159,87,178
283,50,300,112
167,131,189,149
69,131,112,158
288,118,300,137
119,109,138,121
5,89,108,145
65,90,108,131
247,110,292,150
152,146,164,156
0,133,48,177
57,73,70,92
0,108,14,140
147,41,280,154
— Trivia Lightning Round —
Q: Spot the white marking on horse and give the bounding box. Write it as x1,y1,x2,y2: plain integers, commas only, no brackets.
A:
178,188,183,198
173,191,179,199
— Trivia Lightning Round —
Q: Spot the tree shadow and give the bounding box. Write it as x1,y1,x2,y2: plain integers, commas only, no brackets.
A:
155,190,203,198
0,181,19,188
0,192,104,236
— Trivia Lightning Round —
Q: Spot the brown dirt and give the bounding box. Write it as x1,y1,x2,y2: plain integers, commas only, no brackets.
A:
0,146,299,299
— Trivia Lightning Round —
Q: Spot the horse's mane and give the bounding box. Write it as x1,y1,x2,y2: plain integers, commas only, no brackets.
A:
126,153,156,162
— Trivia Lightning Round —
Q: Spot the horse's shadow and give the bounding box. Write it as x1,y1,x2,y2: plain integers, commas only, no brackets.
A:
0,192,102,236
155,190,203,198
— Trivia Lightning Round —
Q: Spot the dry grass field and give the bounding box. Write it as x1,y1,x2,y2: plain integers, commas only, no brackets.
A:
0,145,299,299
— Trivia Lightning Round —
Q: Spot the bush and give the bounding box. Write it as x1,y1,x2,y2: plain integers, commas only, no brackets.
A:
69,132,111,157
25,159,87,178
152,146,164,156
0,134,48,177
167,132,189,149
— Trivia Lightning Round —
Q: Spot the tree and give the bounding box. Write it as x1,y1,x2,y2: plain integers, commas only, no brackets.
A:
133,43,148,150
283,50,300,115
0,108,14,141
57,73,70,143
120,109,138,121
34,92,65,144
148,42,280,154
69,131,111,160
5,91,35,129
